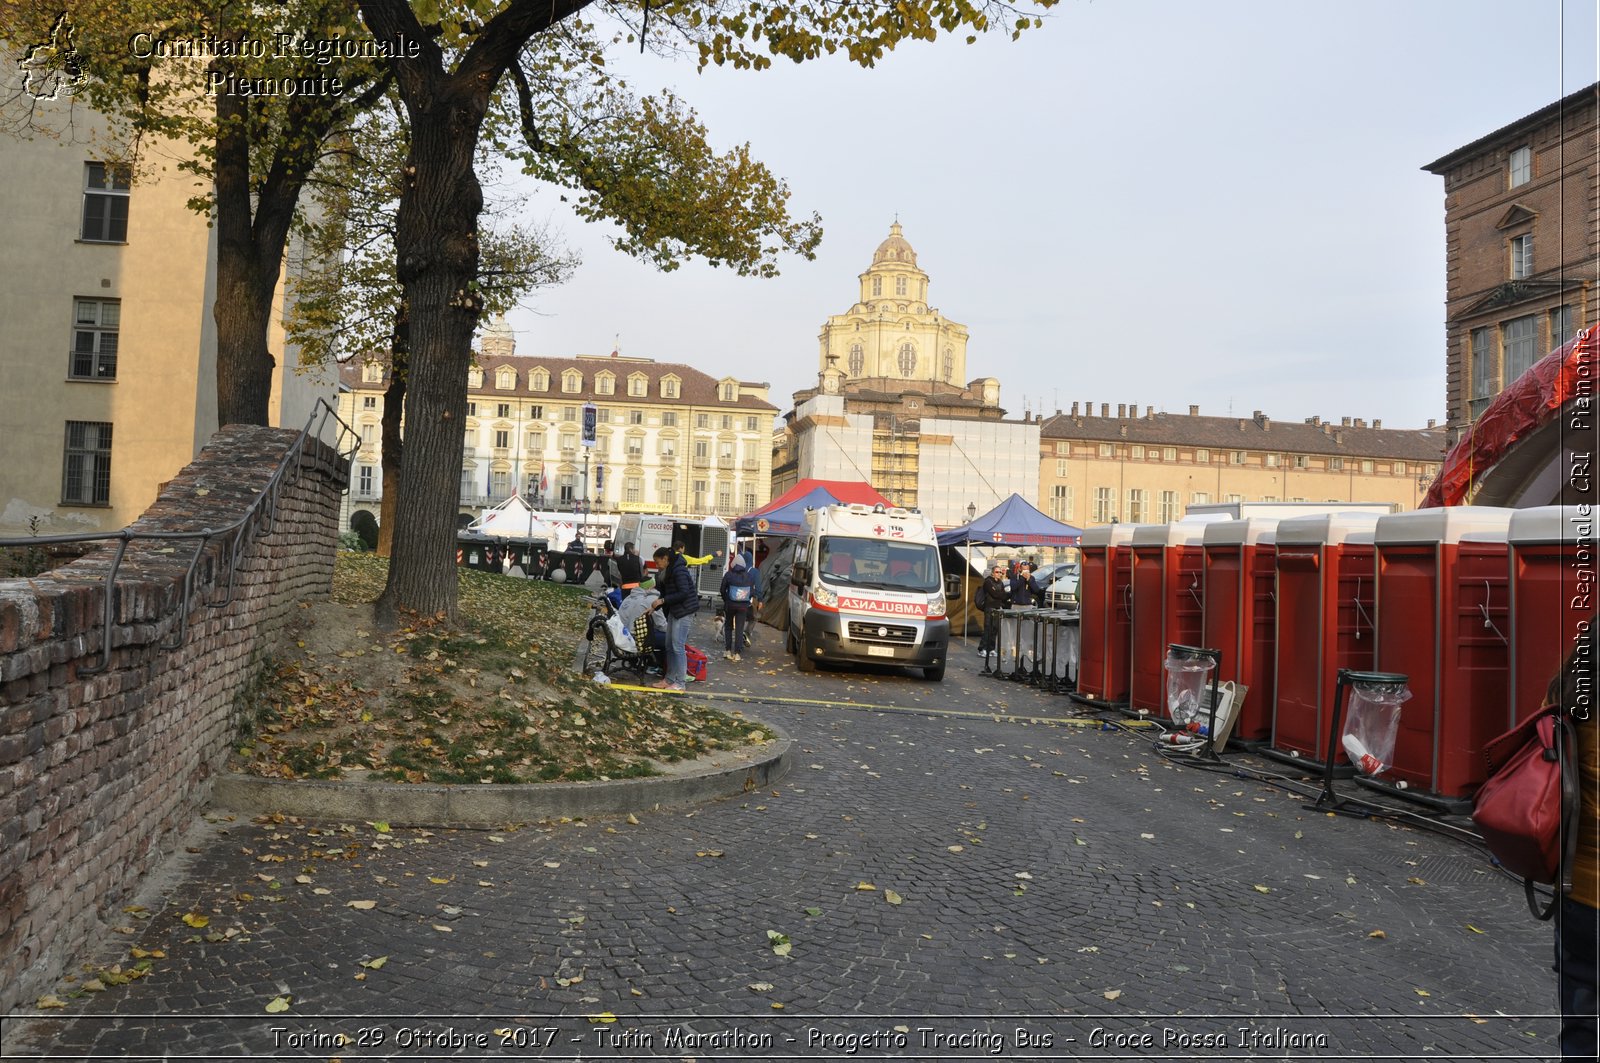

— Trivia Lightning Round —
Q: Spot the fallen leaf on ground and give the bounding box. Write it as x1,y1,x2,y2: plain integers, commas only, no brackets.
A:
1103,989,1122,1001
885,890,904,905
346,900,376,910
265,996,290,1013
182,913,209,928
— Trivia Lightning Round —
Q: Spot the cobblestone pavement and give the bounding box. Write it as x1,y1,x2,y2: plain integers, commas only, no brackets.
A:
2,617,1562,1061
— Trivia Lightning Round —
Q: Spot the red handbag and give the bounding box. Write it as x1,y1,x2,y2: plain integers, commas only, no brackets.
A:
1471,703,1580,919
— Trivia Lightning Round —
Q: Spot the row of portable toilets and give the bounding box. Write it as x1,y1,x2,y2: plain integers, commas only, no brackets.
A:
1069,505,1589,812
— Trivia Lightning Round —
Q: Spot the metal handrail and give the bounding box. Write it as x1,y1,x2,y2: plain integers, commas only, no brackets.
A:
0,398,359,674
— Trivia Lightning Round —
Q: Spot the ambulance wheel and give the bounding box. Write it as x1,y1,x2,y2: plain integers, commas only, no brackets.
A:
795,635,817,673
922,660,946,682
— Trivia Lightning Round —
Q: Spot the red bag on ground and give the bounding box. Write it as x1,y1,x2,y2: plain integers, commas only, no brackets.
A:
1471,704,1579,915
685,645,708,683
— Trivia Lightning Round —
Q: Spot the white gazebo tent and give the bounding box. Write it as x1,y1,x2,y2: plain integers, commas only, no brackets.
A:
467,494,557,543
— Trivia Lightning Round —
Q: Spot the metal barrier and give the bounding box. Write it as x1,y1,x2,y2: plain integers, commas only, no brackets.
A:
0,399,359,675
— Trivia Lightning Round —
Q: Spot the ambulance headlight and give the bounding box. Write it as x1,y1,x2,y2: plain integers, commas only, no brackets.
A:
811,587,839,610
925,593,946,618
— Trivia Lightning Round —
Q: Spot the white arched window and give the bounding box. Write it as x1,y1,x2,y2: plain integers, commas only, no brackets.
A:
871,276,881,296
895,275,907,296
942,348,954,381
897,341,917,376
848,344,864,376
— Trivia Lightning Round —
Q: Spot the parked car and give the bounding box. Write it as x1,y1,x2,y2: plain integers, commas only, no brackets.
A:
1029,561,1073,595
1043,564,1080,614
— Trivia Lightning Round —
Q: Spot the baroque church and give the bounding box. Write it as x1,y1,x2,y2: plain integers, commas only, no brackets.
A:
773,223,1039,528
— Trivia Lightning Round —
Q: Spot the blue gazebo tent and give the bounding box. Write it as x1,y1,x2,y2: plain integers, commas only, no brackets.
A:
937,493,1083,548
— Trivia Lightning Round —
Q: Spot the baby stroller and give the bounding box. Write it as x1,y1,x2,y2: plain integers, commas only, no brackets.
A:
572,589,659,681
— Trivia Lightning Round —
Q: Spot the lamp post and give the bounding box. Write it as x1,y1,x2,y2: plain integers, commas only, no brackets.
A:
966,502,976,522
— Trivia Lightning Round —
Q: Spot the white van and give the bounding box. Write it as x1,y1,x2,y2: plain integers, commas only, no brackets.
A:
787,503,949,681
614,514,731,596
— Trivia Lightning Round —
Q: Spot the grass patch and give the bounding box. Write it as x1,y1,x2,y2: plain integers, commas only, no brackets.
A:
234,554,770,784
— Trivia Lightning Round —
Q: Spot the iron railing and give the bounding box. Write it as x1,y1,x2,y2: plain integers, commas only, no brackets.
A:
0,398,359,676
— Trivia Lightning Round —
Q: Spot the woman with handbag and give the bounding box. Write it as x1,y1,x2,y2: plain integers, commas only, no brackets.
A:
1553,624,1598,1060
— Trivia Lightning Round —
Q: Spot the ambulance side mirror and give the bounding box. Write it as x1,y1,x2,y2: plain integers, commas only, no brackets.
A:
792,563,809,586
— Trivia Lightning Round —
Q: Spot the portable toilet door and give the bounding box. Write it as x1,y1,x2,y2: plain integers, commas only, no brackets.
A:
1202,518,1280,742
1073,523,1137,706
1370,507,1514,802
1268,513,1381,766
1128,523,1208,717
1509,506,1595,725
696,518,732,597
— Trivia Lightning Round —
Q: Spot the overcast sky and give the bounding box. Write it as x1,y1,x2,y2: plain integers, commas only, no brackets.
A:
499,0,1600,431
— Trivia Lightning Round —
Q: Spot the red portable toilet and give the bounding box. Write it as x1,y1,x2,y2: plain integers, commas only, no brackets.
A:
1202,518,1280,742
1268,513,1381,768
1073,523,1138,706
1370,507,1514,803
1128,523,1208,717
1509,506,1595,724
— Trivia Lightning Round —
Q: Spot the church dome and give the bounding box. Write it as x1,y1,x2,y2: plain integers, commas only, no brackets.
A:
871,222,918,267
479,313,516,358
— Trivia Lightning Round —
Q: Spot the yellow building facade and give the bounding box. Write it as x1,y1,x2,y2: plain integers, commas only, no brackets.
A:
1038,403,1449,527
338,319,778,530
0,90,332,536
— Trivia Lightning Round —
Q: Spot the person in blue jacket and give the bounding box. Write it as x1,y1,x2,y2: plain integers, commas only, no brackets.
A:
648,546,700,691
719,558,758,662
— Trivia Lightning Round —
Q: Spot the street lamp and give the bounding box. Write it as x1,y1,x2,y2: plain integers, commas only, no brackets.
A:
966,502,977,522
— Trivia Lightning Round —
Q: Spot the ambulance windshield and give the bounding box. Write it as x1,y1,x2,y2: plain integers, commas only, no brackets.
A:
816,537,941,593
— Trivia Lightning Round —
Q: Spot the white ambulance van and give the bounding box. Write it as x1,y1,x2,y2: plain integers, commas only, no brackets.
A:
787,503,949,681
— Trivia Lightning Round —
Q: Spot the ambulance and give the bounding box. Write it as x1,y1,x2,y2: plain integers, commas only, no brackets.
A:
787,503,949,681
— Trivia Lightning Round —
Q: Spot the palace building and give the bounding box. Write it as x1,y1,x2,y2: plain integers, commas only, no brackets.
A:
338,318,778,531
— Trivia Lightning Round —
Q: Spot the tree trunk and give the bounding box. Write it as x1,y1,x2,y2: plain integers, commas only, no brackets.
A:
375,91,486,625
376,306,409,557
212,89,278,427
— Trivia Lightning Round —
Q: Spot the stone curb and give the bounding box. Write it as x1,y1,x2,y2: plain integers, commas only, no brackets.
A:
208,716,793,828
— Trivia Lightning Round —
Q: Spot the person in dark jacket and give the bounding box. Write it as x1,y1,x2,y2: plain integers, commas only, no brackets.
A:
975,564,1011,660
616,541,644,586
648,546,699,691
1009,562,1040,608
718,558,758,662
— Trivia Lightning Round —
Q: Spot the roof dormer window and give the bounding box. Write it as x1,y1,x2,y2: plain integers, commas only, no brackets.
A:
661,374,680,399
467,366,483,389
562,368,582,393
495,367,515,390
530,368,549,391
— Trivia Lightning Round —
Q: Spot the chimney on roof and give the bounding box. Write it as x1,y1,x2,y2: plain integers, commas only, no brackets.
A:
1071,401,1079,416
1189,404,1199,416
1311,415,1322,426
1354,418,1366,428
1239,420,1247,431
1119,425,1128,437
1373,419,1382,429
1145,405,1154,418
1255,411,1270,430
1055,408,1062,417
1340,416,1351,427
1101,403,1109,417
1427,418,1436,429
1117,403,1127,418
1334,431,1344,444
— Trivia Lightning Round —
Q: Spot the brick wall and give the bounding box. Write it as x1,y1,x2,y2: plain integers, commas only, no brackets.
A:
0,425,347,1014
